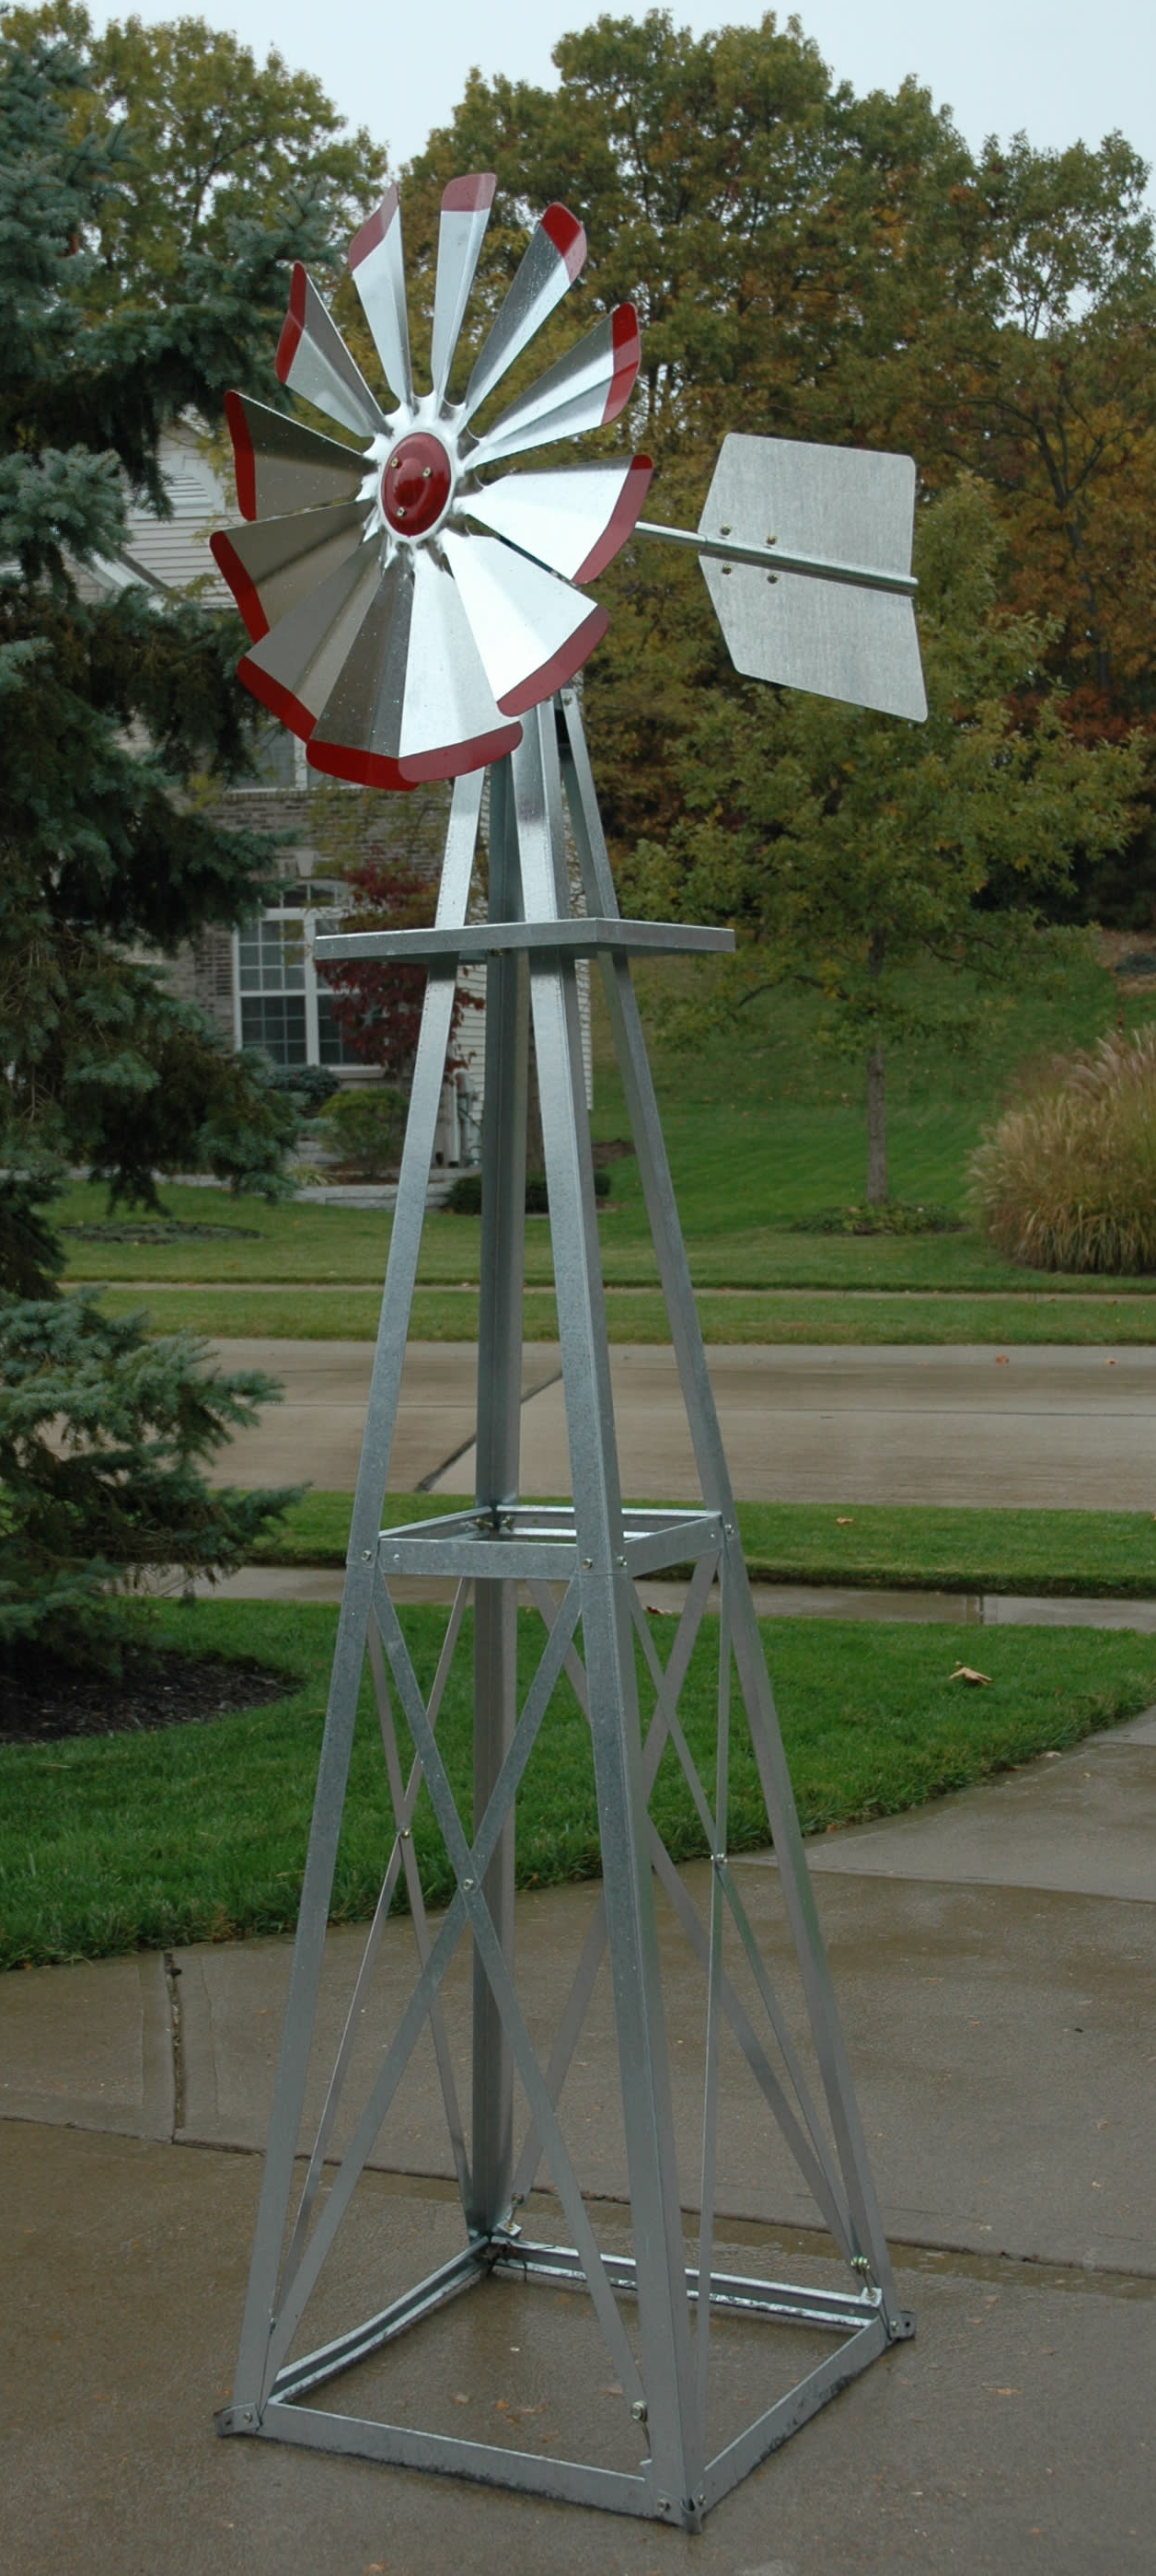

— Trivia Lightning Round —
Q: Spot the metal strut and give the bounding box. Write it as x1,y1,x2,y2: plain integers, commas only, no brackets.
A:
217,692,912,2531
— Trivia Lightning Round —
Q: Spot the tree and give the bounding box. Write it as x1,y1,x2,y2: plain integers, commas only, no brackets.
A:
626,477,1142,1202
0,20,380,1664
305,782,478,1082
400,13,981,849
3,4,385,316
401,17,1156,883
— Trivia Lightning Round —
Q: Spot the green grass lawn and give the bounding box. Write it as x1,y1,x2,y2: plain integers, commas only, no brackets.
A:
57,943,1156,1324
261,1491,1156,1597
95,1282,1156,1342
3,1595,1155,1969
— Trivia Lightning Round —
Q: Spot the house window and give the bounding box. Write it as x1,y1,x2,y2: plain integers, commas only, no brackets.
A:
235,889,360,1070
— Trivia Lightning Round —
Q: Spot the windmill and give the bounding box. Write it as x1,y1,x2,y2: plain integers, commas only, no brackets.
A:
212,176,925,2532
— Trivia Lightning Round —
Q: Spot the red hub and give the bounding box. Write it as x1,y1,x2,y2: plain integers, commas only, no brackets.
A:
381,432,453,536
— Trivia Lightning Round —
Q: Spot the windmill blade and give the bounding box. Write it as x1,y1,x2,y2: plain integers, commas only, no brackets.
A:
236,542,384,741
460,203,586,430
442,528,607,716
308,546,521,787
468,306,640,470
430,173,496,406
212,502,371,644
348,188,414,409
225,392,370,525
276,264,389,442
464,456,653,584
699,433,926,720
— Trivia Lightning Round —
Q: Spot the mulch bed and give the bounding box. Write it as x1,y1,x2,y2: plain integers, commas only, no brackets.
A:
0,1649,295,1747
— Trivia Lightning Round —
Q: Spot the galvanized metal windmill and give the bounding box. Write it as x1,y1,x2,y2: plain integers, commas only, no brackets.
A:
212,177,925,2533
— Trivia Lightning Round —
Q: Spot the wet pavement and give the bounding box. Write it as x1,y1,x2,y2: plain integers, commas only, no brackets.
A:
4,1705,1154,2573
196,1557,1156,1631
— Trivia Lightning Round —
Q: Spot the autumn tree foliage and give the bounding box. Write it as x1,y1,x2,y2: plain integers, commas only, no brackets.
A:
628,478,1141,1201
399,10,1154,898
306,783,478,1080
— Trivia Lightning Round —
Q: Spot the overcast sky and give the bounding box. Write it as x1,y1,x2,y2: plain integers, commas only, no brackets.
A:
86,0,1154,191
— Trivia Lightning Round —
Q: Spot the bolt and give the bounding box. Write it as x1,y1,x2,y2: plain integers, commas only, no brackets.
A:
400,1827,410,1839
720,523,732,535
396,506,407,519
721,564,732,575
363,1548,373,1561
630,2398,647,2421
462,1878,474,1892
657,2496,670,2512
422,465,432,479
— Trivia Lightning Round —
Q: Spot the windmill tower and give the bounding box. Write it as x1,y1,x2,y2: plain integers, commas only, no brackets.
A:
211,175,925,2532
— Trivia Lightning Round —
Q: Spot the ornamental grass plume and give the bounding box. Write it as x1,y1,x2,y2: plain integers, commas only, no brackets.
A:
968,1025,1156,1274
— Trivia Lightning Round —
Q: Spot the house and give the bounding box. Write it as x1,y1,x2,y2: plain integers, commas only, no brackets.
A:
83,422,489,1166
86,421,593,1172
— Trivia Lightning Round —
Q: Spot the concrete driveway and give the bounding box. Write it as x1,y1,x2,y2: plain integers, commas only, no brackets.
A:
210,1338,1156,1509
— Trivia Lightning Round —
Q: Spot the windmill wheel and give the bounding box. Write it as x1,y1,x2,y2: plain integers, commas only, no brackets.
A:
212,177,652,790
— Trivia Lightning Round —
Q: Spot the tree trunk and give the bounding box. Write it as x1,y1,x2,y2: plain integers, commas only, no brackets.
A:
866,1042,887,1204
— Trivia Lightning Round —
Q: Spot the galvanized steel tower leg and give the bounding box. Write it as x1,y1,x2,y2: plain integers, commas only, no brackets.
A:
558,690,901,2316
228,775,482,2418
514,706,704,2519
468,758,527,2235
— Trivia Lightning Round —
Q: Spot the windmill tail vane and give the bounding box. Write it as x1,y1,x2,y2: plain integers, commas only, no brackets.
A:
212,174,653,792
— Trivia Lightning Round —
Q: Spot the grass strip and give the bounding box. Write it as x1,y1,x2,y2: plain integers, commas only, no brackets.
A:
4,1596,1155,1969
257,1493,1156,1598
97,1284,1156,1344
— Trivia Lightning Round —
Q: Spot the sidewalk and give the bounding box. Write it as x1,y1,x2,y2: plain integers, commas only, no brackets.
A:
4,1708,1153,2574
198,1556,1156,1630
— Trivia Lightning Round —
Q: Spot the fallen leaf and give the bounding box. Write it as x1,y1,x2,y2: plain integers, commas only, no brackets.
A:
949,1664,992,1685
836,1515,853,1526
995,1353,1010,1363
451,2393,470,2406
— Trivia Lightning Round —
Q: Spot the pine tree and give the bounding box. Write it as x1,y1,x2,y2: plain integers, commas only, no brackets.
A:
0,23,381,1665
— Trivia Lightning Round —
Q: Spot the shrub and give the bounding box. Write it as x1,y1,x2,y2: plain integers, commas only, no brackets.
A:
318,1084,407,1178
0,1294,299,1675
446,1168,611,1214
791,1201,963,1236
268,1064,341,1115
968,1025,1156,1273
